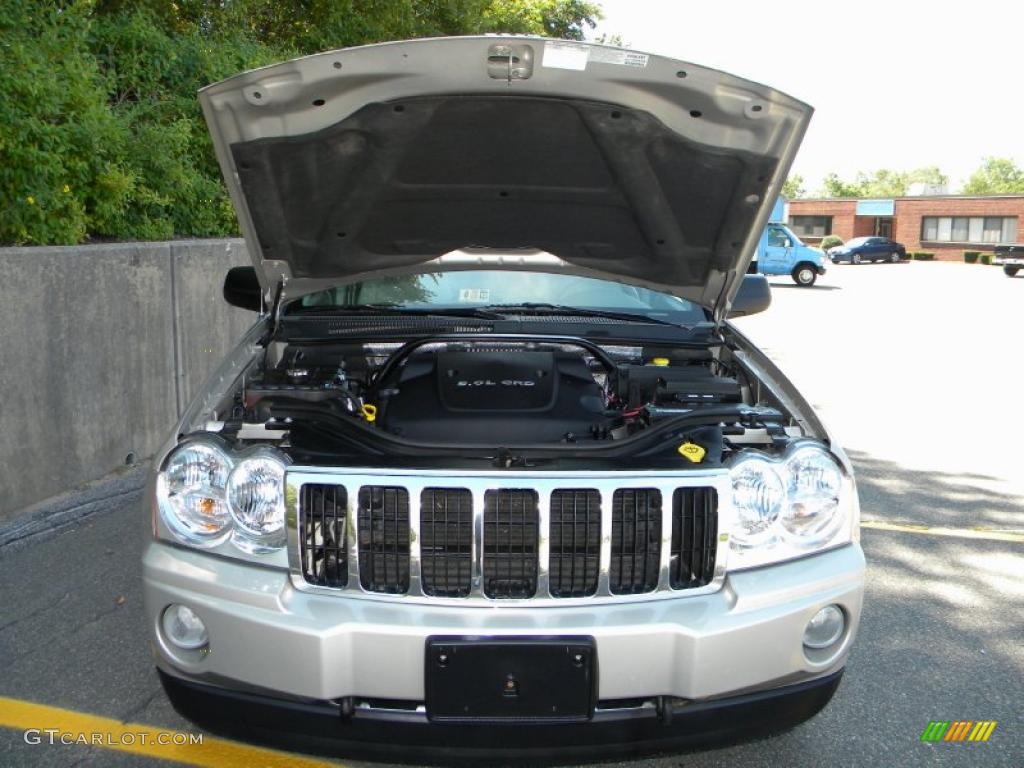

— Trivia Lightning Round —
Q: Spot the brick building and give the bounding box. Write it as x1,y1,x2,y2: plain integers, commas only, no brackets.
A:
786,195,1024,261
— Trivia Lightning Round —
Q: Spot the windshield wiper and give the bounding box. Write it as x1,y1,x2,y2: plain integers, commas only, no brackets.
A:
288,303,691,328
484,303,688,328
287,303,503,319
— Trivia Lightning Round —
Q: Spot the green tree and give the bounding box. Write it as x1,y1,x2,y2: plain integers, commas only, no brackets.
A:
907,166,948,189
482,0,601,40
962,157,1024,194
0,1,133,244
821,167,949,199
782,174,806,199
1,0,605,245
821,172,863,198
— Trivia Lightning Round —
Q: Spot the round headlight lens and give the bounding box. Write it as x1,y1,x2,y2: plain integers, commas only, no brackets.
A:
158,442,233,546
729,456,785,546
226,452,287,552
780,447,844,543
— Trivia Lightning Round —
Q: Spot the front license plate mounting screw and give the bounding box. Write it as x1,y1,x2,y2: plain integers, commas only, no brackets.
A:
503,675,519,697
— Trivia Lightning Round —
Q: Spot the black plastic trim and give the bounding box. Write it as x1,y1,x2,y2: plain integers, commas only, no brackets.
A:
159,667,843,765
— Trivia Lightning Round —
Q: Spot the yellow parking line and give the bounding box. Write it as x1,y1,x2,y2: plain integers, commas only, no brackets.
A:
861,520,1024,543
0,696,340,768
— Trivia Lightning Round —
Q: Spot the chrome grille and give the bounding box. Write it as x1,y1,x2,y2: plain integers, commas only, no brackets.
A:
549,489,601,597
289,469,728,605
420,488,473,598
357,486,410,593
670,488,718,589
609,489,662,594
298,484,348,588
482,489,539,599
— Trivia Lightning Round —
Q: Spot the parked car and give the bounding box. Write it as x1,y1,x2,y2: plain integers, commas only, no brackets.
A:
145,37,864,762
993,244,1024,277
828,237,906,264
751,222,828,286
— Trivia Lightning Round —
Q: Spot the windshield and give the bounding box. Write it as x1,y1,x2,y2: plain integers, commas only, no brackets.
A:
844,237,869,247
290,271,706,324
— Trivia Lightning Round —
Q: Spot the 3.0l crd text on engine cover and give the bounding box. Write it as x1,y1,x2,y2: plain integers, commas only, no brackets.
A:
143,36,864,762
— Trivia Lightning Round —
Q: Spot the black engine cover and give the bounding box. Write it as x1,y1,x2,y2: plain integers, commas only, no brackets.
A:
377,349,608,443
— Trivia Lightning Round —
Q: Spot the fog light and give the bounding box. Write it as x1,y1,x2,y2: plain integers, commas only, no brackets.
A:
162,604,208,650
803,605,844,649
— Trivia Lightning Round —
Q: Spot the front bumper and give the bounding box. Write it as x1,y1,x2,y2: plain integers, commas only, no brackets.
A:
145,539,863,702
159,666,843,763
994,257,1024,266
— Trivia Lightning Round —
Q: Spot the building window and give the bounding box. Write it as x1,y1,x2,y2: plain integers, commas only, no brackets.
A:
921,216,1017,244
789,215,832,238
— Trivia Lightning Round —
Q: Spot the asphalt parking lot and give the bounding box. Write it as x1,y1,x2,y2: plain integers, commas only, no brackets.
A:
1,259,1021,767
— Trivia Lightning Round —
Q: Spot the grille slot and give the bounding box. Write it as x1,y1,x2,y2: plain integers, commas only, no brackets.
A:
420,488,474,598
483,489,539,599
610,489,662,594
670,488,718,589
299,484,348,588
549,489,601,597
357,486,410,594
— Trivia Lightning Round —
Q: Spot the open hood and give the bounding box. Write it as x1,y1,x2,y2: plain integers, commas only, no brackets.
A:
200,36,811,319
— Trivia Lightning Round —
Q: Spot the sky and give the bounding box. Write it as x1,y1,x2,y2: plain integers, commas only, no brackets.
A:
589,0,1024,194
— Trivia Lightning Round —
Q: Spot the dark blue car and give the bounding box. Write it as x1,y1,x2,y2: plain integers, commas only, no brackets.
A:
828,236,906,264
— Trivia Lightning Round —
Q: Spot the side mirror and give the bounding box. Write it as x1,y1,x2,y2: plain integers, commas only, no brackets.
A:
728,274,771,318
223,266,263,311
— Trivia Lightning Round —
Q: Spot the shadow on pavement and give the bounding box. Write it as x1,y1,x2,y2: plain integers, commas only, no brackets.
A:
844,452,1021,765
849,450,1023,531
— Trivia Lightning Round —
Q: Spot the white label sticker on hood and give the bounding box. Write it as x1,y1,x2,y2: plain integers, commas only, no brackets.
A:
542,41,590,70
542,41,650,71
589,47,649,68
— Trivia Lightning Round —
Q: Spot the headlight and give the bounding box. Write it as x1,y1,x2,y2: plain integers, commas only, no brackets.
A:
780,446,844,543
729,455,785,546
728,442,855,569
156,438,289,555
156,441,233,547
226,449,288,553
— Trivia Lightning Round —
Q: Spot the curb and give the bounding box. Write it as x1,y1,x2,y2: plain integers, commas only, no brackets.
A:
0,466,149,549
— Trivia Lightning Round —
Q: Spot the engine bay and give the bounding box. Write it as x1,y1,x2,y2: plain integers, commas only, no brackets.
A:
202,329,801,469
376,346,612,443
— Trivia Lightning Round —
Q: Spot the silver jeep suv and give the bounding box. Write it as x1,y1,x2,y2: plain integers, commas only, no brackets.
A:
143,36,864,762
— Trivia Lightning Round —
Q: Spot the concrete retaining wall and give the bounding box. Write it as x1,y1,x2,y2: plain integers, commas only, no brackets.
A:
0,239,254,519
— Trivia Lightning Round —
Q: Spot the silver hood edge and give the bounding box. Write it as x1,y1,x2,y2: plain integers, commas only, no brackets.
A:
199,36,812,320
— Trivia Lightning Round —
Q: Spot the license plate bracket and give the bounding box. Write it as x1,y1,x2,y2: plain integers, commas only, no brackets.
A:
425,636,596,723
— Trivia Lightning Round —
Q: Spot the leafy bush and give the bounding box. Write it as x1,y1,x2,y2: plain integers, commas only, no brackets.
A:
963,251,980,263
819,235,844,251
0,1,131,244
0,0,601,245
980,253,993,265
86,8,288,240
912,252,935,261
